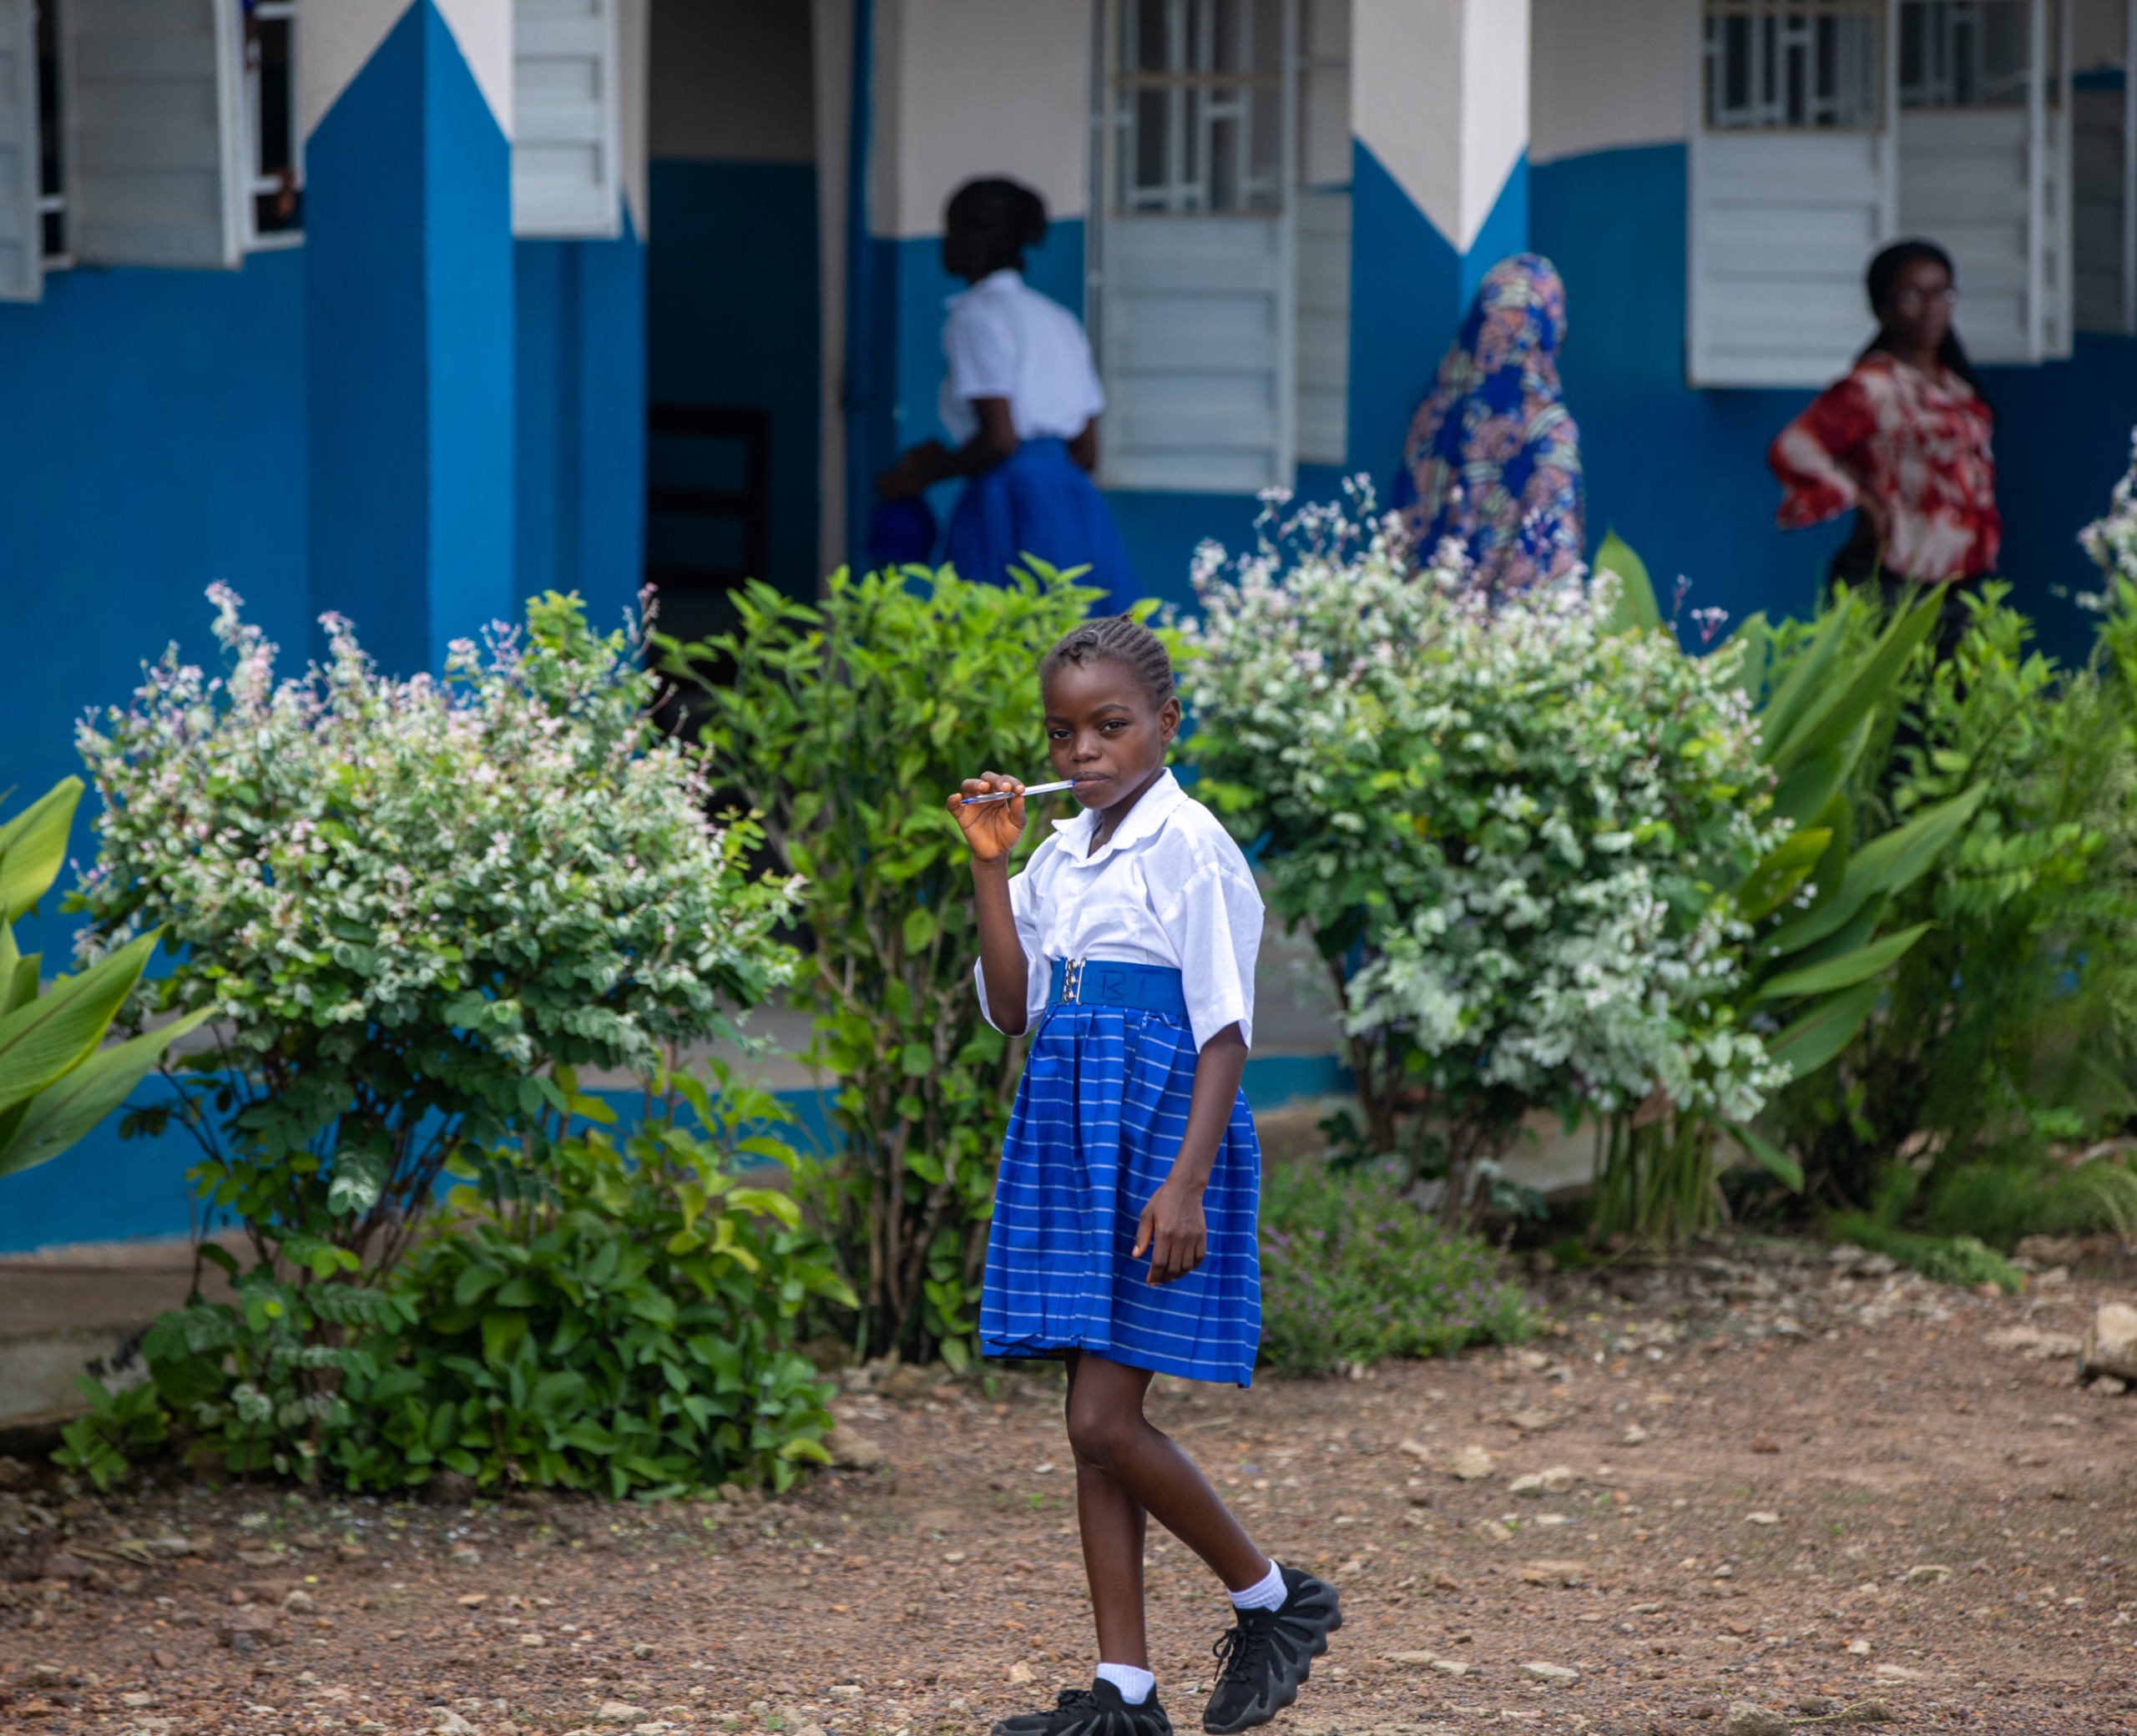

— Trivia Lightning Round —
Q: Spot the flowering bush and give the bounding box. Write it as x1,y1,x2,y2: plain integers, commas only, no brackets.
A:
657,564,1104,1365
1257,1159,1530,1375
72,589,798,1279
1180,493,1784,1221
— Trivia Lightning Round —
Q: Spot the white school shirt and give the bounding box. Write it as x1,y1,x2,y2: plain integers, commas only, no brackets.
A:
975,770,1264,1052
937,269,1107,447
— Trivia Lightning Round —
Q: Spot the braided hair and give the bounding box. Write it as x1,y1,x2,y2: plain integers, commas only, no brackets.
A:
1039,613,1175,711
945,176,1048,275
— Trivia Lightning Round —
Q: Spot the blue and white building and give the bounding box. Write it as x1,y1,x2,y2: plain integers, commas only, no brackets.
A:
3,0,2134,1247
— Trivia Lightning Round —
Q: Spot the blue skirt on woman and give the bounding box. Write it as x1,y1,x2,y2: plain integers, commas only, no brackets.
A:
947,437,1134,598
979,998,1262,1387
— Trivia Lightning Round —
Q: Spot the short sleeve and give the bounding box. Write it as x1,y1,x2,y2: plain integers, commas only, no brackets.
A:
946,298,1018,405
974,859,1048,1034
1156,860,1264,1051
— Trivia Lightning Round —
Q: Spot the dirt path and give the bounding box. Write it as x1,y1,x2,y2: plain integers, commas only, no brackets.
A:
2,1240,2133,1736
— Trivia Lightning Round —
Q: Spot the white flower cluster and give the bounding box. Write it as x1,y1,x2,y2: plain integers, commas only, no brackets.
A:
2079,425,2137,607
1182,492,1786,1120
74,588,797,1080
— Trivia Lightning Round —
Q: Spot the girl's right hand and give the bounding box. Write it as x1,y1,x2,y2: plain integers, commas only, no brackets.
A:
949,773,1026,862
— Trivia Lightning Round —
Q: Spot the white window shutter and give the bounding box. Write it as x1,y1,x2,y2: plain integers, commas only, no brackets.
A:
0,0,39,302
513,0,620,239
1098,214,1297,493
1294,187,1349,466
1897,0,2072,362
66,0,244,269
1689,127,1897,386
2074,63,2134,332
1688,0,1897,388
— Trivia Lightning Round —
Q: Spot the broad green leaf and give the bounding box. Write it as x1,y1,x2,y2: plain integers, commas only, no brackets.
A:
1764,979,1884,1078
1724,611,1771,701
1731,1124,1804,1192
1762,789,1984,957
1756,922,1932,1002
0,780,82,922
1768,592,1940,775
0,931,159,1116
1734,828,1831,924
902,906,937,953
0,1008,210,1181
1757,597,1856,762
1593,531,1661,635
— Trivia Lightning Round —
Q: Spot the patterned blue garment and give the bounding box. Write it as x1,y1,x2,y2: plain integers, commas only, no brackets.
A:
980,995,1263,1387
1391,253,1584,593
947,437,1135,602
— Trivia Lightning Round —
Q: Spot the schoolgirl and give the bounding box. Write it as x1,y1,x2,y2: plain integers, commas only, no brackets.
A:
877,177,1133,599
948,615,1340,1736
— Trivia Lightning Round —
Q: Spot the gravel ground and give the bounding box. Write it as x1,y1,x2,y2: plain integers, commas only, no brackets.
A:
3,1237,2134,1736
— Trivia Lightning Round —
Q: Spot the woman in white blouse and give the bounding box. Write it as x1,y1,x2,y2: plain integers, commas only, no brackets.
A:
875,177,1133,598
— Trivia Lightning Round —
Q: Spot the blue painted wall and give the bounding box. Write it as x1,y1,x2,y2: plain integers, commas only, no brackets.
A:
0,253,311,969
305,0,515,676
1531,140,2134,662
645,159,819,600
517,225,648,628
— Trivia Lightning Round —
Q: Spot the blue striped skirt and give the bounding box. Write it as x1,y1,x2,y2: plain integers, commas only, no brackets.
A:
979,1002,1262,1386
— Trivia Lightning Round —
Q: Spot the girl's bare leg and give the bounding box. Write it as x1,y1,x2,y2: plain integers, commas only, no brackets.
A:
1065,1350,1272,1666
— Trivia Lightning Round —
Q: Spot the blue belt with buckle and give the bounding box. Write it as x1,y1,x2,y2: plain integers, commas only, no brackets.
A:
1045,957,1189,1019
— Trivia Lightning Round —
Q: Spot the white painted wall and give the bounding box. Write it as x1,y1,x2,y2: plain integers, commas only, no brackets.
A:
649,0,816,164
1529,0,1685,165
869,0,1092,238
1351,0,1527,250
303,0,514,142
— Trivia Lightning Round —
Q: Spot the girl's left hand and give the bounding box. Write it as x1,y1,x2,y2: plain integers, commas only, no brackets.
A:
1134,1177,1207,1286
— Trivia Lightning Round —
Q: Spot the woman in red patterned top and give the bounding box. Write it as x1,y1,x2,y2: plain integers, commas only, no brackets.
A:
1768,240,1998,648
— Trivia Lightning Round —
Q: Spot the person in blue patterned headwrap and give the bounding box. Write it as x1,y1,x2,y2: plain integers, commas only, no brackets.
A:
1392,253,1584,593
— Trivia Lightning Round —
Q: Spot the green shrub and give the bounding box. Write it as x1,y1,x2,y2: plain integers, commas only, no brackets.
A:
134,1269,410,1481
657,563,1107,1365
1182,496,1783,1224
1780,580,2137,1209
328,1068,852,1497
1258,1160,1532,1375
73,588,798,1282
119,1068,851,1496
52,1375,171,1492
1824,1213,2023,1294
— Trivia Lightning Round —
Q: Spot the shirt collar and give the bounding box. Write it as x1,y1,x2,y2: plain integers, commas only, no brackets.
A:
1050,768,1188,862
947,268,1024,311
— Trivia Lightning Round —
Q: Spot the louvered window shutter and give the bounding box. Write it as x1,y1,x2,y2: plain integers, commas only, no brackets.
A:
1689,2,1897,388
2074,3,2135,335
0,0,38,301
66,0,244,269
513,0,620,239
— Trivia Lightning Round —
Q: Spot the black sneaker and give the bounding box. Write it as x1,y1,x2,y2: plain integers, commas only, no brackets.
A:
1200,1565,1343,1734
992,1680,1175,1736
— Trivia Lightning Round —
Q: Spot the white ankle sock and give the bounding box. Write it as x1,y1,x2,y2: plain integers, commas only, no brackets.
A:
1229,1559,1286,1612
1095,1663,1154,1704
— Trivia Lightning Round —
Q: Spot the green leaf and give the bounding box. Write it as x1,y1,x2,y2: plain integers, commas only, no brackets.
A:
1756,922,1932,1002
1731,1124,1803,1192
1762,789,1985,957
0,1007,210,1181
1769,591,1941,775
1593,531,1660,635
0,780,82,923
0,931,159,1118
902,906,937,953
1764,980,1885,1079
1734,828,1831,924
1757,598,1856,764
